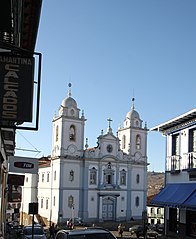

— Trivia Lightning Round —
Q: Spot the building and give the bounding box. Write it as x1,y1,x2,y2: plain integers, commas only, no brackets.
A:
146,171,164,225
0,0,42,236
22,84,149,225
147,195,164,225
151,108,196,238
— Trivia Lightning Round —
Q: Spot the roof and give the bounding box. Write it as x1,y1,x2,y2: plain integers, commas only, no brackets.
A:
151,108,196,134
61,97,77,108
56,227,112,236
0,0,42,53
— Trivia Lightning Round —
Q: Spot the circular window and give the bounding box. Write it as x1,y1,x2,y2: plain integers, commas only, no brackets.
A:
107,144,113,153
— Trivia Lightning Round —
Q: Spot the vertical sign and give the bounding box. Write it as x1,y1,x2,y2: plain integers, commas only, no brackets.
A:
0,54,35,123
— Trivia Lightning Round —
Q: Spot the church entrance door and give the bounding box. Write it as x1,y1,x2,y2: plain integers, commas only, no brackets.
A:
102,197,114,221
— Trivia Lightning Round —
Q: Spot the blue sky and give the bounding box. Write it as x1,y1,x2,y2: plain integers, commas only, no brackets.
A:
15,0,196,172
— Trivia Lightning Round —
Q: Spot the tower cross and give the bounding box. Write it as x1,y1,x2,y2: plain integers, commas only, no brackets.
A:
107,118,113,128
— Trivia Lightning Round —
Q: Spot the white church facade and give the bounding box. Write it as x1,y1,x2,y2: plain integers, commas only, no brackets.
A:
21,84,148,225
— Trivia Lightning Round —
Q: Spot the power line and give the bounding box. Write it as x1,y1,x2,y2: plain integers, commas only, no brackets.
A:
16,131,41,156
15,148,41,153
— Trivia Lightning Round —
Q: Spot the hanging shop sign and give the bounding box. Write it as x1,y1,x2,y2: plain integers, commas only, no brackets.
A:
0,54,35,123
9,156,38,174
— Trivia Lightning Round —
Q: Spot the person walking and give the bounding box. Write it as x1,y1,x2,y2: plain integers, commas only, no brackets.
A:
67,219,73,230
118,223,124,237
49,223,55,239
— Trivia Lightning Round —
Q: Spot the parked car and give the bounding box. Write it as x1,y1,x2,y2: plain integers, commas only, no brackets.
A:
55,227,117,239
129,225,143,235
129,225,158,238
156,223,164,234
145,229,159,238
21,224,46,239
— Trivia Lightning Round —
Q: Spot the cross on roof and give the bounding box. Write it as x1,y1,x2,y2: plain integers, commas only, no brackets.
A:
107,118,112,128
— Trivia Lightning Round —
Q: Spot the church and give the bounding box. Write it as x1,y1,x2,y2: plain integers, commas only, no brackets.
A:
22,83,148,225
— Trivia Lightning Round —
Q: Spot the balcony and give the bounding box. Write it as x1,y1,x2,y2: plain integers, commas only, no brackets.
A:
148,212,164,219
166,155,181,173
184,152,196,172
167,152,196,172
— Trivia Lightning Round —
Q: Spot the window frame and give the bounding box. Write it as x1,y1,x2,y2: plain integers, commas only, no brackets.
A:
47,172,50,182
69,170,74,181
120,169,126,186
56,125,59,142
69,125,76,141
136,134,141,150
172,134,179,156
89,167,97,185
135,196,139,207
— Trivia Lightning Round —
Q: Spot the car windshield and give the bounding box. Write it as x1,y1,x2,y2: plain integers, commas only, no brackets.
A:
69,234,114,239
24,227,44,235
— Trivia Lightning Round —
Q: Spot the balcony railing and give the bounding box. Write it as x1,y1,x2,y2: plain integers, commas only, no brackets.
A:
166,155,181,172
184,152,196,170
147,212,164,219
166,152,196,172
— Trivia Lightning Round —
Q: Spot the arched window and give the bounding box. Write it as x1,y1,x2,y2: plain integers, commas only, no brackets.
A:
120,169,126,185
136,134,141,150
69,170,74,181
42,173,44,182
69,125,76,141
90,167,97,185
68,195,74,208
41,199,43,208
104,163,114,185
54,171,56,181
136,174,140,184
135,196,139,207
56,125,58,141
47,172,50,182
122,135,126,149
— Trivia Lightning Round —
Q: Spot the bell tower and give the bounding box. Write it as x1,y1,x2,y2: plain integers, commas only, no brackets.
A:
117,98,148,161
51,83,86,158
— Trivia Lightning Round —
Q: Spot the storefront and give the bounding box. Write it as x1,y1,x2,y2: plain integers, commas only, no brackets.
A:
150,183,196,238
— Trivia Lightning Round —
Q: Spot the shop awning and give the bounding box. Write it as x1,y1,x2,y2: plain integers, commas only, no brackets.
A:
182,190,196,209
150,183,196,208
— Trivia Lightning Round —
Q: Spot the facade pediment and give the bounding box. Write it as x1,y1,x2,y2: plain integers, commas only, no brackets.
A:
99,133,117,141
100,155,117,162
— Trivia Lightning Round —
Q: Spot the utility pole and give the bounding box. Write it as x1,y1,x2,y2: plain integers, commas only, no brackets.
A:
142,210,148,239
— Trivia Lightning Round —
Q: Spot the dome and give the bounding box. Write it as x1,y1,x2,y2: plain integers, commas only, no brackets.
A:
126,109,140,120
126,98,140,120
61,83,77,108
61,96,77,108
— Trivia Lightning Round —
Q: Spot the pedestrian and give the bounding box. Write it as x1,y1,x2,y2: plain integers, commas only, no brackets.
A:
68,219,73,230
118,223,124,237
49,223,55,239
